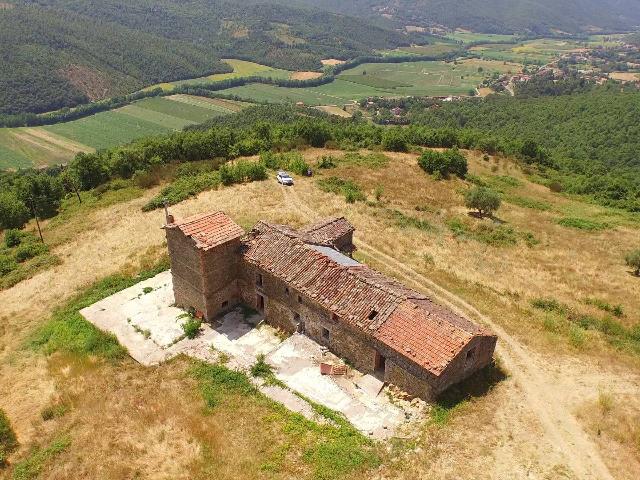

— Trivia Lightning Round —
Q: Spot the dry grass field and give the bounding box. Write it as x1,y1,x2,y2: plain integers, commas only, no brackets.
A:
1,148,639,479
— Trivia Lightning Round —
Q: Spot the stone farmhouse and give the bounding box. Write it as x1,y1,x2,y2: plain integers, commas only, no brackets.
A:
165,210,497,400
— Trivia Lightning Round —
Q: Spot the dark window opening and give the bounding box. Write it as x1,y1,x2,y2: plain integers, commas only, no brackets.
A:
285,287,290,295
322,327,330,341
368,310,378,320
466,348,476,361
294,313,304,333
298,295,303,304
256,273,263,287
332,313,338,322
221,301,229,308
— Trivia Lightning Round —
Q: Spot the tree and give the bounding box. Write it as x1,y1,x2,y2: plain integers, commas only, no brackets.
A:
382,128,408,152
418,148,467,179
626,249,640,276
464,186,501,217
70,152,110,190
0,191,30,230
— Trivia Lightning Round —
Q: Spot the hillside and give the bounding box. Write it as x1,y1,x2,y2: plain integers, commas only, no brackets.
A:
283,0,640,34
1,0,419,115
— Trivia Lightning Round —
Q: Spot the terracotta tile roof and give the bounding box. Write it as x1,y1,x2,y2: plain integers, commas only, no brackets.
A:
302,217,354,246
242,222,494,376
168,211,244,251
375,300,473,375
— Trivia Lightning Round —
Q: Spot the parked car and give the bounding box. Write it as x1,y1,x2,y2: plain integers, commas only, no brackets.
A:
276,171,294,185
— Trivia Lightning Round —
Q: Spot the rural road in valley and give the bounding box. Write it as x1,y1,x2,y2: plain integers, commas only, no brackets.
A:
283,183,615,480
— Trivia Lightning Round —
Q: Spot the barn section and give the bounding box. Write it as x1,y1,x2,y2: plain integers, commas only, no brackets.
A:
165,211,498,400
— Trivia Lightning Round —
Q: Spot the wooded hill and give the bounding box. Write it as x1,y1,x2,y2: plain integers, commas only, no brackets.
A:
282,0,640,35
1,0,423,115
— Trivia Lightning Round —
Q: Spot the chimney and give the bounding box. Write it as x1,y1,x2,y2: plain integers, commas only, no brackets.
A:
163,201,174,225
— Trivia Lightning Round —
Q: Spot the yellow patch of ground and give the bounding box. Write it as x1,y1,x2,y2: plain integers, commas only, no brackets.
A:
477,87,494,97
314,105,352,117
321,59,346,66
609,72,640,82
290,71,323,81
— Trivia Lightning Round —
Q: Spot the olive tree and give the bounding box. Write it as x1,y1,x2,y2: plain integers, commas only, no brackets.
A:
464,186,501,217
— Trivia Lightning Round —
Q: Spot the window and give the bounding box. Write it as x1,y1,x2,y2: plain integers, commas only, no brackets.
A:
221,301,229,308
322,327,330,341
285,287,290,295
466,348,476,364
298,295,303,304
368,310,378,320
256,273,263,287
332,313,339,322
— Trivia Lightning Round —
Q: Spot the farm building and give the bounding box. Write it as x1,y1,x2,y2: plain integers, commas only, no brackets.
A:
164,211,497,400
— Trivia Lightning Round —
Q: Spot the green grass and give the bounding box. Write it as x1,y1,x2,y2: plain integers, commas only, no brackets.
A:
11,436,70,480
129,97,222,124
173,59,291,87
0,409,19,465
317,177,366,203
43,111,168,151
29,258,170,360
189,359,379,479
506,195,553,211
339,75,411,89
445,32,517,44
557,217,610,231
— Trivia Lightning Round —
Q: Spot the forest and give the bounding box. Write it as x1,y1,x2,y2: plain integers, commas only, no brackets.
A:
281,0,640,35
0,0,426,115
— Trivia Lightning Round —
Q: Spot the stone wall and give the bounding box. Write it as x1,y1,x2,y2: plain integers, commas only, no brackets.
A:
438,335,498,391
166,228,206,314
385,360,437,401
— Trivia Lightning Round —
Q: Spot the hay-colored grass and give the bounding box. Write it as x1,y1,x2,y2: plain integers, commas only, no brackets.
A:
1,148,639,479
290,71,323,80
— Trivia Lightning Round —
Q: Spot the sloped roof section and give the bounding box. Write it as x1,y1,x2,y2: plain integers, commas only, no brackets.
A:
302,217,354,246
168,211,244,251
242,221,494,376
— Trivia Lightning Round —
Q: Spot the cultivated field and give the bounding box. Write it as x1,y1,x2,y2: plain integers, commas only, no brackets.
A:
445,32,518,43
0,96,247,168
470,39,587,64
217,59,519,104
1,148,638,479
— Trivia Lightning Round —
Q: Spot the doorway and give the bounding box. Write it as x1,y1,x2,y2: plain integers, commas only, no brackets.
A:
256,294,265,312
374,351,386,378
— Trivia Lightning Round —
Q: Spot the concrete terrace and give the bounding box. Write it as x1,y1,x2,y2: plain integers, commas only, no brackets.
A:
80,271,425,439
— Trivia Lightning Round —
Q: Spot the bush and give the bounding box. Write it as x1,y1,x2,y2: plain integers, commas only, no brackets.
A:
418,148,467,179
464,186,501,216
381,128,408,152
182,316,202,339
0,255,17,276
0,408,18,465
625,249,640,276
318,155,337,169
0,191,30,230
15,242,48,263
4,229,23,248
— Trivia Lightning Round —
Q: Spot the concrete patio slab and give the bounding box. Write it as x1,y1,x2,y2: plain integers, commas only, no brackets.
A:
81,271,424,439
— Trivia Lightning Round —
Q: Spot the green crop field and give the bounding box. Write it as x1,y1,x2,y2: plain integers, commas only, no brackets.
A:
381,43,460,57
0,96,247,168
445,32,517,43
217,59,518,105
469,38,586,64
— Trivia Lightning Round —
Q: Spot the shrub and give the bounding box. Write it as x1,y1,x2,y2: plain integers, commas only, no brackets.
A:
143,171,221,211
418,148,467,179
381,128,408,152
625,249,640,276
464,186,501,216
318,155,337,169
474,224,518,247
132,169,160,188
0,191,30,230
15,242,48,263
0,255,18,276
0,409,18,465
182,316,202,339
548,181,563,193
531,297,567,314
4,229,23,248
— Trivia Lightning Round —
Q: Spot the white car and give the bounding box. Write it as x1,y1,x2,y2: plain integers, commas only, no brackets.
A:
276,171,294,185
